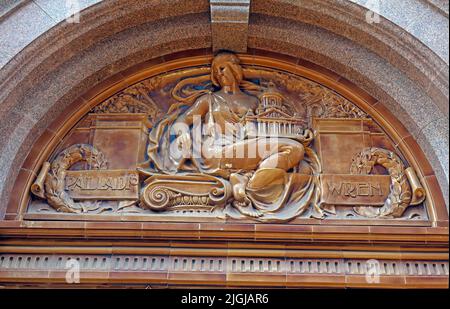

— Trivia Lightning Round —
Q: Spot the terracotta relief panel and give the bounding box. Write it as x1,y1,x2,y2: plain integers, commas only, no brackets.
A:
26,52,428,223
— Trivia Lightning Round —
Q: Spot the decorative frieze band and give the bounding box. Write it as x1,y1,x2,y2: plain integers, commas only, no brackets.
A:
0,254,448,287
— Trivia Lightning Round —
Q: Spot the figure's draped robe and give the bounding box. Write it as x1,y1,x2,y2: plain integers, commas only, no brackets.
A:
145,93,320,222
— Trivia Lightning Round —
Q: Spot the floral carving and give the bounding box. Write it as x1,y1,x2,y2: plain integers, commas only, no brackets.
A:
91,77,163,124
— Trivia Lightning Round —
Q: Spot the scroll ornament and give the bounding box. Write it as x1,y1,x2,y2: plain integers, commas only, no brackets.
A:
139,174,232,211
350,147,425,218
31,144,107,213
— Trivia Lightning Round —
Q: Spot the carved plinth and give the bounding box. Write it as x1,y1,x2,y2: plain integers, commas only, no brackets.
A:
140,173,232,211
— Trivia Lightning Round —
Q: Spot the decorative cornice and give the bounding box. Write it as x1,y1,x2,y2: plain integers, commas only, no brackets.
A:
0,253,448,287
0,221,448,246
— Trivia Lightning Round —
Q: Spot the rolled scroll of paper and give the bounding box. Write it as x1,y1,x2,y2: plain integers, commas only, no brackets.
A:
405,167,426,205
31,162,50,199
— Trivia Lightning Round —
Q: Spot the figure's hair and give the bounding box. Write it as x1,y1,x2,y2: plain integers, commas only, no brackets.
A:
211,51,243,87
170,51,261,111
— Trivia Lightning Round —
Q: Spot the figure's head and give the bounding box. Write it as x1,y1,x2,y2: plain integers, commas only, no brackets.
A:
211,51,243,88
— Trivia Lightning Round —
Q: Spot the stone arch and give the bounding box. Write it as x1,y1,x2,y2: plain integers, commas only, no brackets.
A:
0,0,448,220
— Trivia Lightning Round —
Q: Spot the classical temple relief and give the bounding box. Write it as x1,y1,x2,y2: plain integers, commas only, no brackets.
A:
29,52,427,222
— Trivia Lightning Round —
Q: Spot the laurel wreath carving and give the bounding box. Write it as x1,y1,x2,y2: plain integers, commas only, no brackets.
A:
44,144,107,213
350,147,412,218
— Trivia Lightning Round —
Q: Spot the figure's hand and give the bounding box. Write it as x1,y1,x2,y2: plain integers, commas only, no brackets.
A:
205,122,215,137
177,132,192,157
299,129,314,145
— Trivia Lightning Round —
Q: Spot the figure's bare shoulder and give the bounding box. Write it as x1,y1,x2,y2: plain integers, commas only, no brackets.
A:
190,93,211,108
250,94,259,105
246,93,259,109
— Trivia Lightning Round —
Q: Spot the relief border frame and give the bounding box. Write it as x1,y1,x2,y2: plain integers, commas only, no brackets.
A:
4,51,448,228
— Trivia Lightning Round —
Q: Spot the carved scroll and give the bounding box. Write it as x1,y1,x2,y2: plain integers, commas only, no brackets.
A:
139,173,232,211
31,162,50,199
405,167,426,205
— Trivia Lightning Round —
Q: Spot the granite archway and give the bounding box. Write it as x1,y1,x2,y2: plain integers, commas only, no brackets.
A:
0,0,447,288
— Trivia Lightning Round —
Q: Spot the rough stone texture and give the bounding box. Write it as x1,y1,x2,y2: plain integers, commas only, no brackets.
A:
210,0,250,52
33,0,102,23
0,1,56,61
349,0,449,63
0,0,210,115
0,0,25,18
345,47,441,137
426,0,449,16
9,13,211,121
0,0,448,217
0,50,13,68
416,116,450,205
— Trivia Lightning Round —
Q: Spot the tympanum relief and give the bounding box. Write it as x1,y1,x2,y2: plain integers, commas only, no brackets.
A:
29,52,427,222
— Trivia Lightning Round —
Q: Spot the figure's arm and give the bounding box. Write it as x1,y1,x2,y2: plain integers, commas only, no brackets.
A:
295,128,314,146
174,95,210,128
171,95,210,159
